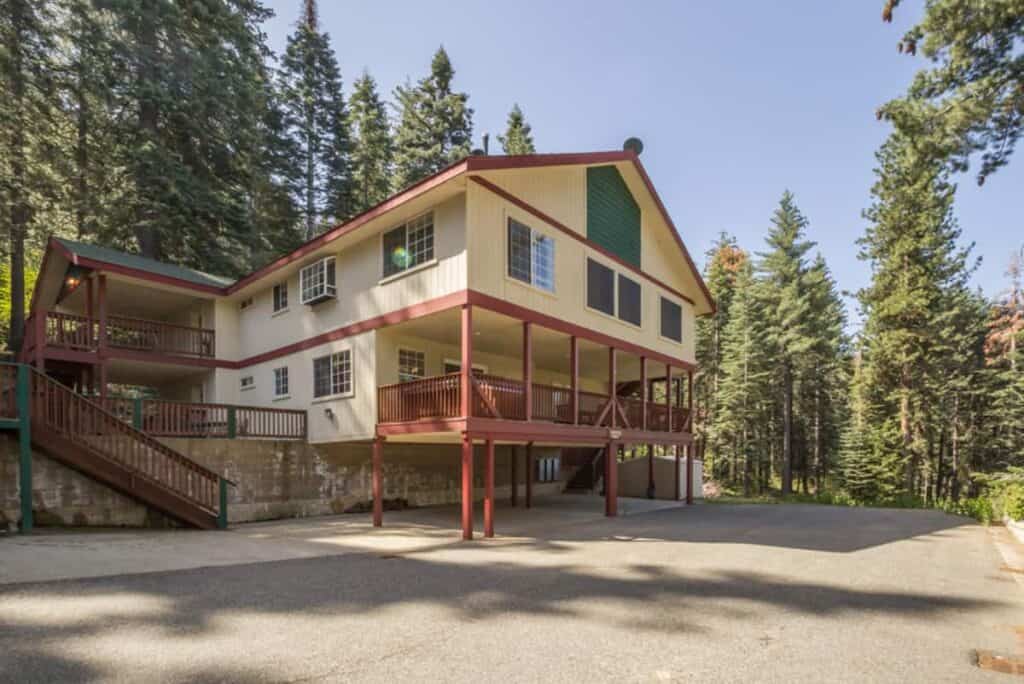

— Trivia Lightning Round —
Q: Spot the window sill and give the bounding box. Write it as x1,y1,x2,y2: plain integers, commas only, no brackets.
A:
272,394,291,402
272,308,290,318
311,392,354,404
379,258,438,285
240,385,255,392
584,304,644,333
658,333,684,347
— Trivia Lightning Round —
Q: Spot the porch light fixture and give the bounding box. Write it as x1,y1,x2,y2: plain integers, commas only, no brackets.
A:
324,407,334,420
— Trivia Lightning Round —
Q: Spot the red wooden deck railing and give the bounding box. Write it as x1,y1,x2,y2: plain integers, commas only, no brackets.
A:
28,367,223,514
41,311,215,358
100,396,307,439
377,373,691,433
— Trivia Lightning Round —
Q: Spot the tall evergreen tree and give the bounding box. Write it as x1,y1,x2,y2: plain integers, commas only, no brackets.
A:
348,70,393,214
392,46,473,190
757,192,817,495
499,104,535,155
279,0,352,239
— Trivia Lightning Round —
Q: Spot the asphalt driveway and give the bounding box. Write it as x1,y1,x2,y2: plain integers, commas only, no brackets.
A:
1,499,1021,682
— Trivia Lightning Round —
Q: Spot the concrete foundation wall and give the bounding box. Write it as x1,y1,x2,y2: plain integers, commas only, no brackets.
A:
1,434,569,529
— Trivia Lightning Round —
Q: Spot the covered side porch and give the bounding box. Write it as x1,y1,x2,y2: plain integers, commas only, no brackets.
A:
371,300,696,540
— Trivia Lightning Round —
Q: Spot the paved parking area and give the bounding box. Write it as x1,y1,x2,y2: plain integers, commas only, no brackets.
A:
1,498,1022,682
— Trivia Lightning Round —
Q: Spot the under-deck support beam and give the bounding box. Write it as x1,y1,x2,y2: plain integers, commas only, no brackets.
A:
484,438,495,538
461,432,473,540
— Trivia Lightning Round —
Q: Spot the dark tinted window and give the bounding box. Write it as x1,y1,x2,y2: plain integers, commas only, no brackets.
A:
508,219,531,284
617,274,641,326
661,297,682,342
586,259,615,316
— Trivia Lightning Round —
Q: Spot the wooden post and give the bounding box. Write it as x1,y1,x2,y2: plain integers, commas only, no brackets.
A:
17,364,32,534
525,441,534,508
372,437,383,527
510,445,518,506
97,274,108,399
605,441,618,517
460,305,473,418
484,438,495,538
675,444,682,501
34,309,45,370
570,336,579,425
523,322,532,421
686,444,694,504
85,276,95,349
647,443,655,499
608,347,617,429
461,432,473,540
665,363,672,434
640,356,648,431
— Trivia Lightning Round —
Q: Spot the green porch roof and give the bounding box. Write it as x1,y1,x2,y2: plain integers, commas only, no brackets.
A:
55,238,234,289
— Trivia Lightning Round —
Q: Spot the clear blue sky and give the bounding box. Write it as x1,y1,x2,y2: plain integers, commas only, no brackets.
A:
263,0,1022,327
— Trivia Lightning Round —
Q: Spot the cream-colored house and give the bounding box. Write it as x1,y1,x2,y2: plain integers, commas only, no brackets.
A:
23,149,714,537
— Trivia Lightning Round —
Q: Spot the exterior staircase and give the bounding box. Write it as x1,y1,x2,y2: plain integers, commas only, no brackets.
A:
564,447,606,493
1,363,229,530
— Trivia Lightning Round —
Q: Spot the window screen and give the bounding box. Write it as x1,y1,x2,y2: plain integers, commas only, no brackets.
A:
586,259,615,316
661,297,683,342
617,274,641,326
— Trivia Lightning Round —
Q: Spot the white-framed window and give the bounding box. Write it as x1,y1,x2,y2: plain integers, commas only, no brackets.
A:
382,212,434,278
240,375,255,391
239,297,254,311
586,257,642,327
536,456,561,482
660,296,683,343
273,366,289,397
313,349,352,398
398,349,425,383
273,282,288,313
443,359,487,376
507,218,555,292
300,257,336,305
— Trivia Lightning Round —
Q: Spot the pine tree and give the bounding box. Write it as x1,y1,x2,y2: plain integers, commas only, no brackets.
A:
499,104,535,155
0,0,60,351
348,70,393,214
757,191,817,495
392,46,473,190
279,0,352,239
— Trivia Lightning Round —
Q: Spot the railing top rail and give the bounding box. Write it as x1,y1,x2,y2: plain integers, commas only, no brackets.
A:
378,371,461,391
29,366,226,483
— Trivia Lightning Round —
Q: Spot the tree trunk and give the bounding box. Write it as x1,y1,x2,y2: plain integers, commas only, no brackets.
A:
781,363,793,496
7,0,30,352
75,58,89,239
950,395,961,502
134,5,161,259
900,371,915,494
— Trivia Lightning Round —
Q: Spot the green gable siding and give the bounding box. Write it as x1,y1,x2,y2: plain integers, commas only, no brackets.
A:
586,166,641,268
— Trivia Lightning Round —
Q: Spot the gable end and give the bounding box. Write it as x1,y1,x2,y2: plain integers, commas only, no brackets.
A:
586,165,641,269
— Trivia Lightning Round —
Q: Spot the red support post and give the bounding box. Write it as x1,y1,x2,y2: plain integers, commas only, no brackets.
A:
461,432,474,540
605,441,618,517
484,439,495,538
570,336,579,425
372,437,383,527
523,322,532,421
685,444,694,504
608,347,617,429
525,442,534,509
510,445,518,506
675,445,682,501
98,274,108,399
460,304,473,418
640,356,648,431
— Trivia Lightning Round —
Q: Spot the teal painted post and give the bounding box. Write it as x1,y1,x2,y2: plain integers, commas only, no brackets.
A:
132,397,143,430
226,407,237,439
218,478,228,530
16,365,32,534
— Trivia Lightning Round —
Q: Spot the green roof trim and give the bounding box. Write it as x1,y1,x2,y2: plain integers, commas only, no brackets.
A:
55,238,234,289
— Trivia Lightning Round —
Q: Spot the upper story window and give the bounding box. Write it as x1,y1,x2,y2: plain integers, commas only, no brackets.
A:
382,212,434,279
660,297,683,343
313,349,352,398
586,258,642,327
507,218,555,292
398,349,425,383
240,375,255,391
273,367,289,397
273,282,288,313
300,257,336,305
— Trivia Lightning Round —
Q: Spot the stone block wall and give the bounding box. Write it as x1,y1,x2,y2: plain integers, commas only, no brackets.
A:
1,434,569,528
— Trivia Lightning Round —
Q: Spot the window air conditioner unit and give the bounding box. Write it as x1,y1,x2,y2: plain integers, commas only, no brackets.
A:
300,256,337,305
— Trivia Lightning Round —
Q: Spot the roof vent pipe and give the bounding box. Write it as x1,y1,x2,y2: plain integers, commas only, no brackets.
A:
623,137,644,156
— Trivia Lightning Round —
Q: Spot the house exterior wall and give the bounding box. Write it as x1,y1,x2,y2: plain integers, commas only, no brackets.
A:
466,169,697,366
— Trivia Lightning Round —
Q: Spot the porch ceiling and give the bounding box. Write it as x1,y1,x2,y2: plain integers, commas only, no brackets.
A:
60,274,211,321
106,358,208,387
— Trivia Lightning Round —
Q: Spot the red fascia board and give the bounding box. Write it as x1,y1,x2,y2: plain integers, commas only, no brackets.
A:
468,175,697,308
227,160,471,294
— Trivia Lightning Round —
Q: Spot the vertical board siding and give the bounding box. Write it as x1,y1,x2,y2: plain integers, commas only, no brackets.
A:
586,166,641,268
